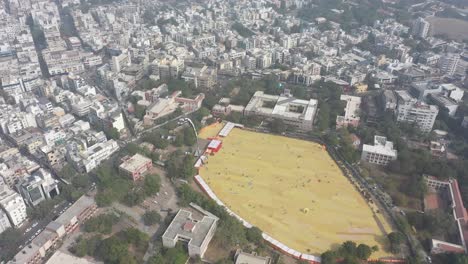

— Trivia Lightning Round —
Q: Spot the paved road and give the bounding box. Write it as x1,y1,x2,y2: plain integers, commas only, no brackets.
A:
18,201,70,249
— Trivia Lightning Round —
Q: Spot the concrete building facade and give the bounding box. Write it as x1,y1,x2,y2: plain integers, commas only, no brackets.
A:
162,209,218,257
395,90,439,133
244,91,318,131
361,136,397,165
119,154,152,181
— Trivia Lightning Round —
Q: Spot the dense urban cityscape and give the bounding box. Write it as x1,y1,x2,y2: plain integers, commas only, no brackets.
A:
0,0,468,263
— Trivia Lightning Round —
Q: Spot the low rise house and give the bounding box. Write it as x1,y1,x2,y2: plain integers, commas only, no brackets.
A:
361,136,397,165
162,208,218,257
119,153,152,181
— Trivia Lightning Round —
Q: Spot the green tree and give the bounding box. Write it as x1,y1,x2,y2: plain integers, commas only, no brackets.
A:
387,232,405,253
180,155,196,179
144,174,161,196
246,226,263,244
143,210,161,226
71,236,89,257
123,189,146,206
134,105,146,120
163,245,188,264
320,250,337,264
173,133,184,147
104,127,120,140
58,163,78,179
183,127,197,146
339,241,357,257
149,255,165,264
195,107,210,121
232,22,254,37
83,213,119,234
356,244,372,260
72,174,90,189
317,103,330,131
96,236,130,263
0,228,21,248
27,199,58,220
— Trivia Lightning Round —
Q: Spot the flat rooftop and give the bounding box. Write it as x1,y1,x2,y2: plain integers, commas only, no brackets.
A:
54,195,95,226
340,95,361,119
245,91,318,121
119,153,151,172
235,251,270,264
362,136,397,157
395,90,415,102
162,209,217,248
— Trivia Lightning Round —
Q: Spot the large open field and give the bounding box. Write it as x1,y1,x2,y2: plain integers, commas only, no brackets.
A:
199,129,392,257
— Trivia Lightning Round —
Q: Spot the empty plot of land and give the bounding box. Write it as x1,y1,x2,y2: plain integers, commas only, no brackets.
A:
427,17,468,41
199,129,392,257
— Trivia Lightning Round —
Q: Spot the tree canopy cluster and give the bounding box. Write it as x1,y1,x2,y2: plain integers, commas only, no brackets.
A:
141,131,170,150
314,81,346,132
83,213,120,234
148,244,188,264
166,151,196,180
0,228,22,262
407,209,458,244
59,165,92,203
231,22,255,38
321,240,379,264
123,142,160,163
177,184,263,249
143,210,162,226
94,163,161,207
71,227,149,264
325,128,360,163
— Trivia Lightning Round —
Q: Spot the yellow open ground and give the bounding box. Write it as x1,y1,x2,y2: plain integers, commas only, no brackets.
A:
199,128,392,257
198,122,224,139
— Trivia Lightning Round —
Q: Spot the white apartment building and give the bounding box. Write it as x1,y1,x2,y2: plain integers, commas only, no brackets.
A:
0,104,38,134
411,17,431,39
67,140,119,173
0,185,27,227
395,90,439,133
70,96,92,117
336,95,361,128
111,49,131,73
158,57,184,80
361,136,397,166
44,129,68,146
438,53,460,76
244,91,318,131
